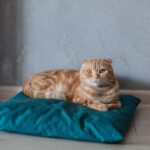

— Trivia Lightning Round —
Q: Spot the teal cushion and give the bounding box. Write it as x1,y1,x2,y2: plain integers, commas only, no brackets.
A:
0,92,140,143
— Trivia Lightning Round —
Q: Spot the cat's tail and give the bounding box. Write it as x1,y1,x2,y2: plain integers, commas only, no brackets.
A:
22,74,47,98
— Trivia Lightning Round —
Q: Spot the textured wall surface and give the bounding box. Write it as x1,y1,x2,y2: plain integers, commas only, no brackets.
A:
0,0,150,89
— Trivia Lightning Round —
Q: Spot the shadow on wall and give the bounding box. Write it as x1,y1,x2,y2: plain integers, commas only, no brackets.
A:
0,0,24,85
118,77,150,90
0,1,150,90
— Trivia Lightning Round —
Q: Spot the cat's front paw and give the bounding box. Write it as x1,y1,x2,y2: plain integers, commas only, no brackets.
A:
91,103,108,111
97,105,108,111
106,100,121,109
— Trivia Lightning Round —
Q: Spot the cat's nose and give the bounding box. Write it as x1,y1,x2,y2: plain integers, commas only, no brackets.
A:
93,76,99,81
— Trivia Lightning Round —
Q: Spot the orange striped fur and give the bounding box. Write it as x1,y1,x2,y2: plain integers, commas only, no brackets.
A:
22,58,121,111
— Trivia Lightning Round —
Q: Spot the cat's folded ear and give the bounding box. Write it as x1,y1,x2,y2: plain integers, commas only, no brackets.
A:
82,59,88,65
103,58,112,64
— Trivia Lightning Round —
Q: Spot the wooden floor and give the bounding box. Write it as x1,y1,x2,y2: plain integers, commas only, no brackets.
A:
0,86,150,150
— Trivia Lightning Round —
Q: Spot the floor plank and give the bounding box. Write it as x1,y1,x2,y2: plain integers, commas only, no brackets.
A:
0,86,150,149
134,107,150,136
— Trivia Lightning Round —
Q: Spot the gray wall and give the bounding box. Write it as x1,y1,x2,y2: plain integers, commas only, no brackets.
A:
0,0,150,89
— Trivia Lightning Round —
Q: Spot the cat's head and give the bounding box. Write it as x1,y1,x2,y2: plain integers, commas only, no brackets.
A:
80,58,115,87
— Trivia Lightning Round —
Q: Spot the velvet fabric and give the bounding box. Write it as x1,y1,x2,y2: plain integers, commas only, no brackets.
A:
0,92,140,143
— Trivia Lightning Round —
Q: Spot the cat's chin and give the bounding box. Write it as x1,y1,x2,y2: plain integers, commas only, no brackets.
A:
85,80,100,88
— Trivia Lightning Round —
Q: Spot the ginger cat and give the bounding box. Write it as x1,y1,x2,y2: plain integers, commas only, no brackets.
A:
22,58,121,111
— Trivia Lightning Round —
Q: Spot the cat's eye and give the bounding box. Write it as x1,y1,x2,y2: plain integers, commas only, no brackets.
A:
99,69,106,73
87,69,92,74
